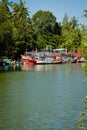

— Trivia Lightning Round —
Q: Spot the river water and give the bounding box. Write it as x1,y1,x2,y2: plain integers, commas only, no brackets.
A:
0,63,87,130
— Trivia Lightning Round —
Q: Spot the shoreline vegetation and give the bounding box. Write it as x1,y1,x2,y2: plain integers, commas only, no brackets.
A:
78,96,87,130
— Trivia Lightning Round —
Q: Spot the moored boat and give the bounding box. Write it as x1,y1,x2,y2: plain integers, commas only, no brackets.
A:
0,60,5,66
0,59,9,66
36,59,62,65
35,56,63,65
77,57,85,63
21,55,37,64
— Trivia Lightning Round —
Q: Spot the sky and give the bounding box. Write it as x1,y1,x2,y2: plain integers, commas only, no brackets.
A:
12,0,87,26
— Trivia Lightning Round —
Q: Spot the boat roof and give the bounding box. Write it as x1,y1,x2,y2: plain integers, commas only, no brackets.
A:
53,48,67,51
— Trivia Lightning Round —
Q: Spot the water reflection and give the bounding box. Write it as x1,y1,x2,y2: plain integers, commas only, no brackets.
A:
20,64,36,71
0,65,21,72
0,64,63,72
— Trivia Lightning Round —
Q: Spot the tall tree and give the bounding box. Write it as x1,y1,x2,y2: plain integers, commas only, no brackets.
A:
62,13,69,25
32,10,61,49
84,9,87,17
80,9,87,60
11,0,33,57
32,10,57,34
61,14,81,51
0,0,13,57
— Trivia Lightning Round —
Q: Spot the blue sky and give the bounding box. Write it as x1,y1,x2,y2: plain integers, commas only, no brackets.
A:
12,0,87,25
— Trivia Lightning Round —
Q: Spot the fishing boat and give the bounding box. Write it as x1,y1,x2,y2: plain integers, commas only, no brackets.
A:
21,55,63,65
77,57,85,63
36,60,62,65
21,55,37,64
0,59,9,66
35,56,63,65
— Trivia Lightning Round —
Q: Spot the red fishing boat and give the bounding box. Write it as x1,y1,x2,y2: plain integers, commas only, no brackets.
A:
21,55,37,64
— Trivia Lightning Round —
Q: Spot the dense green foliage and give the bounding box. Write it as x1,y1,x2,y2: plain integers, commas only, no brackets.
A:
78,96,87,130
0,0,87,59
